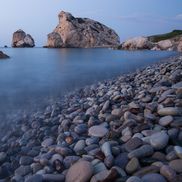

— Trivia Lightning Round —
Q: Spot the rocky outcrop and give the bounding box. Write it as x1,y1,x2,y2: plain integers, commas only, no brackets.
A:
0,51,9,59
46,11,120,48
119,31,182,52
12,30,35,47
121,36,153,50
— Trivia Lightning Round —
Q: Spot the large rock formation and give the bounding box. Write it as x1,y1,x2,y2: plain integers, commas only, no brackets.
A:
12,30,35,47
0,51,9,59
121,36,153,50
46,11,120,48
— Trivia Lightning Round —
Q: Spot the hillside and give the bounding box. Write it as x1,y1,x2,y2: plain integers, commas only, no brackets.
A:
148,30,182,42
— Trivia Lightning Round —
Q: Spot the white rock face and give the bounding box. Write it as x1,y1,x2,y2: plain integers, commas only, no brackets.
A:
12,30,35,47
177,38,182,52
157,40,173,50
122,37,153,50
46,11,120,48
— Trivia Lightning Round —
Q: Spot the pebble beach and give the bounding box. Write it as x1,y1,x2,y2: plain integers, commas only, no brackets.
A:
0,54,182,182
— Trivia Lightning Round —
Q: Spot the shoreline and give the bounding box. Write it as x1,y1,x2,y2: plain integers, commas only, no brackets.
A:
0,54,182,181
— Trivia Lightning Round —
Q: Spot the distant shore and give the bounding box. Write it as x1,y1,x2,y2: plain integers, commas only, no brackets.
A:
0,53,182,181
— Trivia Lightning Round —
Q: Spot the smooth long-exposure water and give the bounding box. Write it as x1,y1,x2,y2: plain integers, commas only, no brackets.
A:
0,48,176,121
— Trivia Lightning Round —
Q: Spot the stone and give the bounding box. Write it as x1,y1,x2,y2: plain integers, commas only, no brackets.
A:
0,51,9,59
65,161,93,182
90,168,118,182
102,100,110,112
126,176,142,182
126,157,140,174
125,137,143,152
128,145,154,159
15,165,32,176
174,146,182,159
41,138,54,147
42,174,65,182
169,159,182,173
19,156,33,165
115,153,129,169
121,36,153,50
25,174,43,182
111,108,123,117
149,132,169,150
172,81,182,89
88,125,108,137
160,165,176,181
133,166,160,177
0,152,7,163
63,156,80,169
74,124,88,134
158,107,182,116
12,29,35,47
74,140,86,153
101,142,112,157
159,115,173,126
46,11,120,48
142,173,167,182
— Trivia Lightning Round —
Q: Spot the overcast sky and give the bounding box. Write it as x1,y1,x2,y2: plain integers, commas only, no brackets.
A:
0,0,182,46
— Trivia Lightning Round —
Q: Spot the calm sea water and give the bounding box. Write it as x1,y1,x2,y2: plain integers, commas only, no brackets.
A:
0,48,177,121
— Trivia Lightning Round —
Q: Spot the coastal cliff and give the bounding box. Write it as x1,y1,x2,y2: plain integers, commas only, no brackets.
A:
119,30,182,52
46,11,120,48
12,30,35,48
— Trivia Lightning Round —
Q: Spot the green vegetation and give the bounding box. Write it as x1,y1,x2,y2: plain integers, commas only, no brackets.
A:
148,30,182,42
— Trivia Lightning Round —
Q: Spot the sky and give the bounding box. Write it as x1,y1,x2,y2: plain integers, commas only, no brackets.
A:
0,0,182,46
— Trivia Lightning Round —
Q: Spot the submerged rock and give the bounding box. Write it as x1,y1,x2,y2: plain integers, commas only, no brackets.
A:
0,51,9,59
12,29,35,47
46,11,120,48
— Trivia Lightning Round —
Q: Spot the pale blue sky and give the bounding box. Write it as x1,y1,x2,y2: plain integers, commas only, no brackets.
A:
0,0,182,46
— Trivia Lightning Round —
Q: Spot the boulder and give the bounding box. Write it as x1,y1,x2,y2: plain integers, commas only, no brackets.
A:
157,40,173,50
12,29,35,47
46,11,120,48
121,37,153,50
0,51,9,59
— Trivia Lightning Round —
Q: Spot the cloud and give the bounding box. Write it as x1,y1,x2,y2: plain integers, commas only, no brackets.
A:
118,14,167,24
175,14,182,20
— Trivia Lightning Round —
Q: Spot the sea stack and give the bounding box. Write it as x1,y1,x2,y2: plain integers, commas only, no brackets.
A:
46,11,120,48
12,29,35,48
